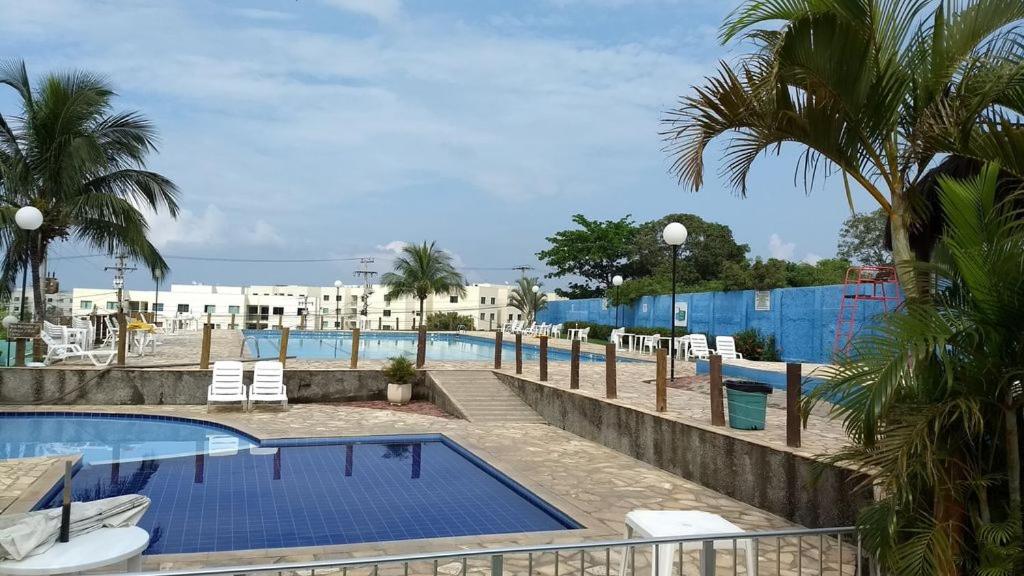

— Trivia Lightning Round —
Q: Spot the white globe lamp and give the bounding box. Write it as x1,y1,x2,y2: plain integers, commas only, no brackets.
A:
662,222,687,246
531,285,539,294
2,315,17,328
15,206,43,231
334,280,342,288
612,275,623,287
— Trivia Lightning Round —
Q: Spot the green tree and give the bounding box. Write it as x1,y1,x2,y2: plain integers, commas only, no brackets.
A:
785,258,851,287
536,214,635,298
808,164,1024,575
663,0,1024,297
837,209,891,266
629,213,749,286
507,276,548,325
0,61,179,320
381,241,466,322
425,312,475,331
748,258,787,290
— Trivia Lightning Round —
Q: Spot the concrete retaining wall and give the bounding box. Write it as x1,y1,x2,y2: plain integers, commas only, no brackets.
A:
0,368,427,405
494,372,868,528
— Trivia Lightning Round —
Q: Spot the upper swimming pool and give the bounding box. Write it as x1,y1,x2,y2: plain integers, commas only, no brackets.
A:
5,413,579,555
244,330,633,362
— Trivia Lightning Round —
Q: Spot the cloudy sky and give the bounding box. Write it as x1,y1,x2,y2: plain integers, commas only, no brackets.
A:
0,0,876,291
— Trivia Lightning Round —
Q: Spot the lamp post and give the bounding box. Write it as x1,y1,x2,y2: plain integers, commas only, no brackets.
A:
530,285,539,325
662,222,688,381
153,270,162,324
14,206,43,322
334,280,342,330
612,275,623,327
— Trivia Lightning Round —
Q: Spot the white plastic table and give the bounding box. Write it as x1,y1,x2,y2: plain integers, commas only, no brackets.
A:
617,510,755,576
0,526,149,575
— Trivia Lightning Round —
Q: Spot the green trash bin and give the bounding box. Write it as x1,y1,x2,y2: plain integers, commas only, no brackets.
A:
724,380,773,430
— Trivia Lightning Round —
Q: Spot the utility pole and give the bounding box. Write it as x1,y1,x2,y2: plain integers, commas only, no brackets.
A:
105,254,136,366
512,265,534,278
353,258,377,328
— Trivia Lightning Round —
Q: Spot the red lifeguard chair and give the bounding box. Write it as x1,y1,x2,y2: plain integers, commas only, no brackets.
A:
833,265,901,353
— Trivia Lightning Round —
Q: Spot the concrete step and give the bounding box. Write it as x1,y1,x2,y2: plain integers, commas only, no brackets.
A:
427,370,545,424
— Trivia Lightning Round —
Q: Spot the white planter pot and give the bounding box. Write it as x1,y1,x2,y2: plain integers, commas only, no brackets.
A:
387,383,412,405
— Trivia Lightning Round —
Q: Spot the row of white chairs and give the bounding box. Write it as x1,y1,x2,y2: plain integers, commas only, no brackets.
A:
606,330,745,360
39,320,116,366
207,360,288,411
501,321,566,339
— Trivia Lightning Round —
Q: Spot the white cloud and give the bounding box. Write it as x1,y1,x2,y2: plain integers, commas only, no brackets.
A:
802,253,822,265
767,233,795,260
146,205,283,249
376,241,408,254
320,0,401,22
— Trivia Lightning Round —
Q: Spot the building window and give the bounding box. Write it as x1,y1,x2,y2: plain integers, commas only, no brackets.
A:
508,314,513,321
480,297,486,304
479,313,485,320
247,305,258,314
323,295,330,301
228,305,240,314
449,295,458,303
272,307,285,316
80,301,93,310
106,301,118,310
154,303,164,312
177,304,190,313
334,321,340,328
489,313,495,320
337,295,343,301
204,305,216,313
321,307,329,314
383,310,392,317
383,296,390,305
490,297,496,305
517,313,522,320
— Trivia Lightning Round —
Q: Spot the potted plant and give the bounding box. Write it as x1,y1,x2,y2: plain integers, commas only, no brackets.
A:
382,355,416,405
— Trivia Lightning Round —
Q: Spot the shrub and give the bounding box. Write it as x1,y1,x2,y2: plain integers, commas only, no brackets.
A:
561,321,614,341
382,356,416,384
731,328,781,361
425,312,475,331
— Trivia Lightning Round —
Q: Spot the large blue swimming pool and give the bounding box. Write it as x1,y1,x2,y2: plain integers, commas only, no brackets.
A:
4,414,579,554
245,330,631,362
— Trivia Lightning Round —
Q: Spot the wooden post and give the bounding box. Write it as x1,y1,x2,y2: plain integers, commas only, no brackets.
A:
514,333,523,375
199,322,212,369
416,326,427,368
13,339,25,367
787,363,802,447
570,340,580,389
378,317,382,330
605,343,617,399
656,348,667,411
116,316,128,366
539,336,548,381
277,314,283,329
230,313,236,329
710,354,725,426
350,328,360,368
278,327,290,367
206,312,212,327
494,331,502,369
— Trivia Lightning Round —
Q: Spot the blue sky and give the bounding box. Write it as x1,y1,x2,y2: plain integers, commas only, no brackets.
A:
1,0,877,291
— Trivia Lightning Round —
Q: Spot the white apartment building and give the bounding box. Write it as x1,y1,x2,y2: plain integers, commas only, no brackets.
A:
6,290,74,320
69,282,529,331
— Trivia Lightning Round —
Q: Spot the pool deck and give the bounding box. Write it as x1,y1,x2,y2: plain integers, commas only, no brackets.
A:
0,403,856,575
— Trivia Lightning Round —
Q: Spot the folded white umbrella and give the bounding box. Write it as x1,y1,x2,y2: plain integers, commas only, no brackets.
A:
0,495,149,561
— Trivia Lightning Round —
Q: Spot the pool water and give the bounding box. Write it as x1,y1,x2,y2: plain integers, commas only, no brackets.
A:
36,435,579,554
246,330,629,362
0,413,255,464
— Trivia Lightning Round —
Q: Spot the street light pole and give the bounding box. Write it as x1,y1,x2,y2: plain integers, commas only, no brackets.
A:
662,222,688,382
612,275,623,327
14,206,43,322
334,280,342,330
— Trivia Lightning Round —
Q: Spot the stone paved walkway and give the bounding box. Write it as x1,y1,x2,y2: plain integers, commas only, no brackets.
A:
0,404,859,574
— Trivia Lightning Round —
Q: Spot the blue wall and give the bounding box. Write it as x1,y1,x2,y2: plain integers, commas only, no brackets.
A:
536,284,896,364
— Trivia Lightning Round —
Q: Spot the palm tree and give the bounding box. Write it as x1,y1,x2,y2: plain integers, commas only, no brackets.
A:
381,241,466,323
508,277,548,325
663,0,1024,296
807,164,1024,575
0,60,178,322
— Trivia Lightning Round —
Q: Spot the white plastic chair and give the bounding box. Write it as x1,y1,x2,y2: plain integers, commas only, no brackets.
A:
40,325,116,366
617,510,756,576
71,317,94,350
685,334,714,360
207,361,247,411
572,327,590,343
715,336,744,360
609,328,626,351
249,360,288,410
640,334,661,355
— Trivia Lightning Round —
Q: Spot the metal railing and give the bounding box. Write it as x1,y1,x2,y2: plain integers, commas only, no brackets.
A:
116,526,863,576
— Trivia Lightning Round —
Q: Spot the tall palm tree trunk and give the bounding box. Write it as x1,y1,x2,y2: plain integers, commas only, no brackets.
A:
419,298,425,327
1006,390,1022,526
889,193,919,298
29,239,47,361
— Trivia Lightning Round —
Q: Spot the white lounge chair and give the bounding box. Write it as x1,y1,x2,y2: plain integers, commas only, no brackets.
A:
609,328,626,351
40,323,116,367
249,360,288,410
640,333,661,355
715,336,744,360
102,315,119,348
617,510,755,576
71,317,94,349
685,334,714,360
207,361,247,411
